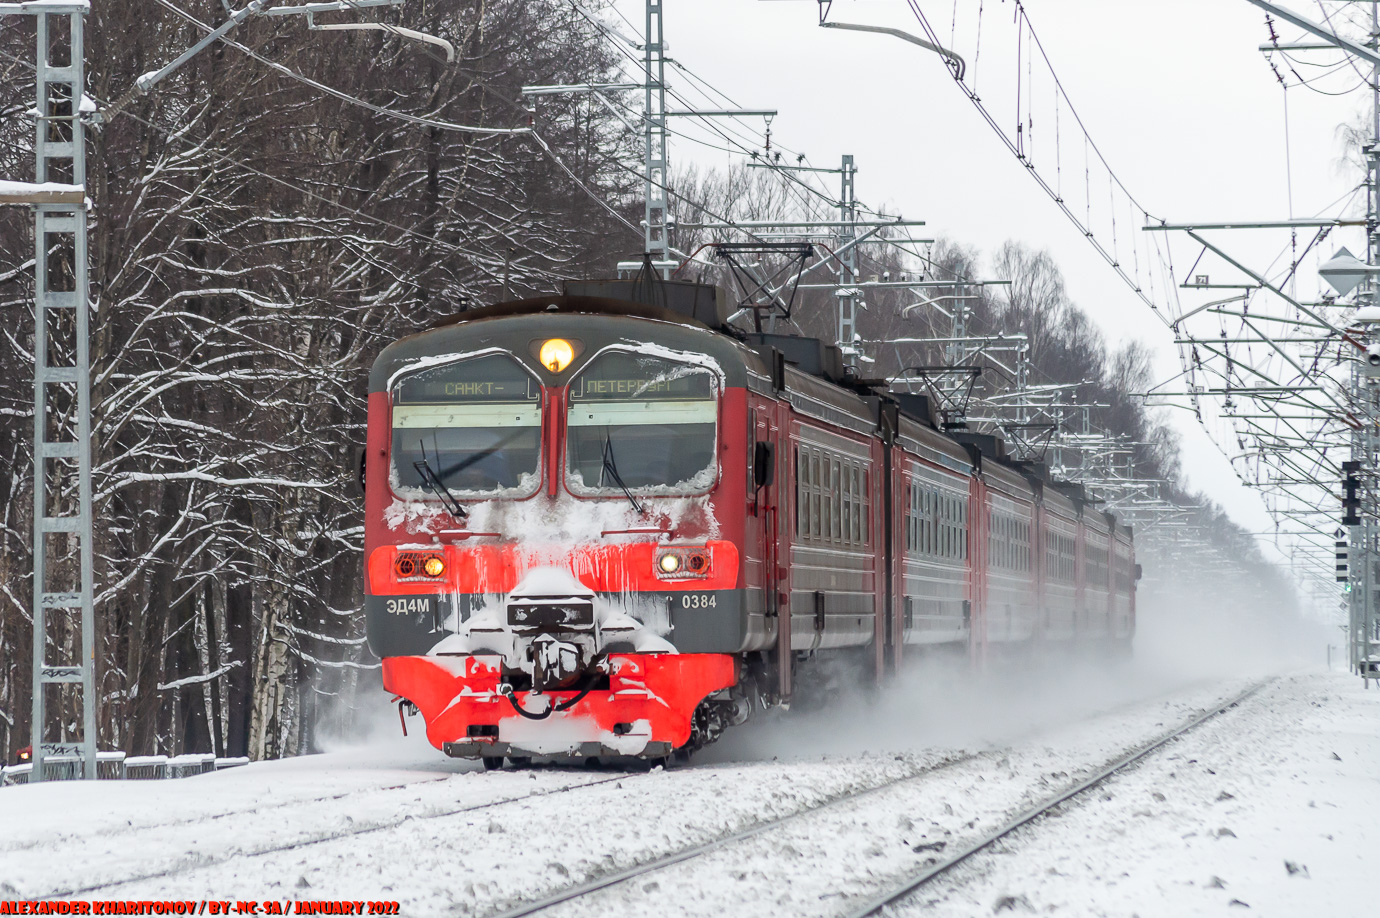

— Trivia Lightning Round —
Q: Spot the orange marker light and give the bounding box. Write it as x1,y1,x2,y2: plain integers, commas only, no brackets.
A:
539,338,575,373
423,556,446,578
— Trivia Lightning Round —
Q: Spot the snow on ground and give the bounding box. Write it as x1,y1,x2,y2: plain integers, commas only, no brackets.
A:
3,738,946,908
0,666,1313,914
894,668,1377,918
1,592,1369,918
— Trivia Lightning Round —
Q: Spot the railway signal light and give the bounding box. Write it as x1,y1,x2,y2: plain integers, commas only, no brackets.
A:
1343,461,1362,527
1337,539,1350,583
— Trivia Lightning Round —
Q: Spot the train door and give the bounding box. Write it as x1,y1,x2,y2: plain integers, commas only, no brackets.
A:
1033,502,1047,640
1127,536,1138,640
754,401,791,704
969,475,988,668
1075,519,1086,639
872,437,889,683
1109,530,1120,629
888,449,904,674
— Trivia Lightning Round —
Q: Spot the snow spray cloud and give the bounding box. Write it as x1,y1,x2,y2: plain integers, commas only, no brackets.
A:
1132,541,1329,683
305,659,471,771
703,555,1327,765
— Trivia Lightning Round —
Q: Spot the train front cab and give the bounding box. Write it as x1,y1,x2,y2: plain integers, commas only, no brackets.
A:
362,305,770,761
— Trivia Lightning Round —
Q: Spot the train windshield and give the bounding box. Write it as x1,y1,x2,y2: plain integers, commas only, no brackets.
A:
390,353,541,496
566,350,718,494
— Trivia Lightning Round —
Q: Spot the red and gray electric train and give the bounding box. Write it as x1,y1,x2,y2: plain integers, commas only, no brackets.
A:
363,281,1137,765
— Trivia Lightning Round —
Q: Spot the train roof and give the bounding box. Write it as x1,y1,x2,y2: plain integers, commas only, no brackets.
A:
894,411,975,478
369,295,769,393
372,290,1130,532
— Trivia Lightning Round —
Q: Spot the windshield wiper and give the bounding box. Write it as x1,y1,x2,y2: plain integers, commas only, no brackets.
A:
413,441,468,520
600,431,645,517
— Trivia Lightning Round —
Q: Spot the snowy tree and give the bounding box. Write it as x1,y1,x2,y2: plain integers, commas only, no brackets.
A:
0,0,639,760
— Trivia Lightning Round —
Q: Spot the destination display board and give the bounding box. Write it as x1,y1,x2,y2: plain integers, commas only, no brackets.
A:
570,352,714,401
394,354,539,404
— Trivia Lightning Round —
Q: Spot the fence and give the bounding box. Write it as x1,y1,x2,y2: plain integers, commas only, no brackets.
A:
1,753,250,786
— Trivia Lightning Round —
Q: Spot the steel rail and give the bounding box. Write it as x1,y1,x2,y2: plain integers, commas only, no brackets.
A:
483,681,1265,918
842,679,1270,918
36,770,637,899
483,751,987,918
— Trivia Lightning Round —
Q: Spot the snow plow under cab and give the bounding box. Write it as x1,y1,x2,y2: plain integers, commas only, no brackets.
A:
382,653,738,759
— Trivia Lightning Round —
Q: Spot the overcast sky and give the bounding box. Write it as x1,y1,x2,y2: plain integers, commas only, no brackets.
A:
608,0,1368,568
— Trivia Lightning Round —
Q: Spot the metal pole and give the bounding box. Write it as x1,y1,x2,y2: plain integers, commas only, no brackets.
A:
15,4,95,782
836,154,858,361
1243,0,1380,68
643,0,669,275
1363,3,1379,681
1352,4,1380,681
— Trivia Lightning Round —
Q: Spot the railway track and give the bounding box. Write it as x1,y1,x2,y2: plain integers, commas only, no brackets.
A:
36,769,636,899
26,678,1267,911
0,772,458,857
480,680,1269,918
483,750,988,918
842,678,1270,917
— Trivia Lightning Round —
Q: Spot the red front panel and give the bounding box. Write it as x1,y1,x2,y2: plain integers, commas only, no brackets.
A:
384,652,738,755
367,540,741,596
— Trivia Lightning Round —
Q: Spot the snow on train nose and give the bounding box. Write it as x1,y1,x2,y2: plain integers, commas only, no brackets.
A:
530,635,583,690
381,563,738,760
505,567,599,689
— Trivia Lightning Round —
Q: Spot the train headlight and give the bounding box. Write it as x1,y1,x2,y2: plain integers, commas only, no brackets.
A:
655,548,711,579
394,551,447,581
539,338,575,373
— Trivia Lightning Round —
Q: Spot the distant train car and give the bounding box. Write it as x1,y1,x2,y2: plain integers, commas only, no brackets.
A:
362,281,1137,765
